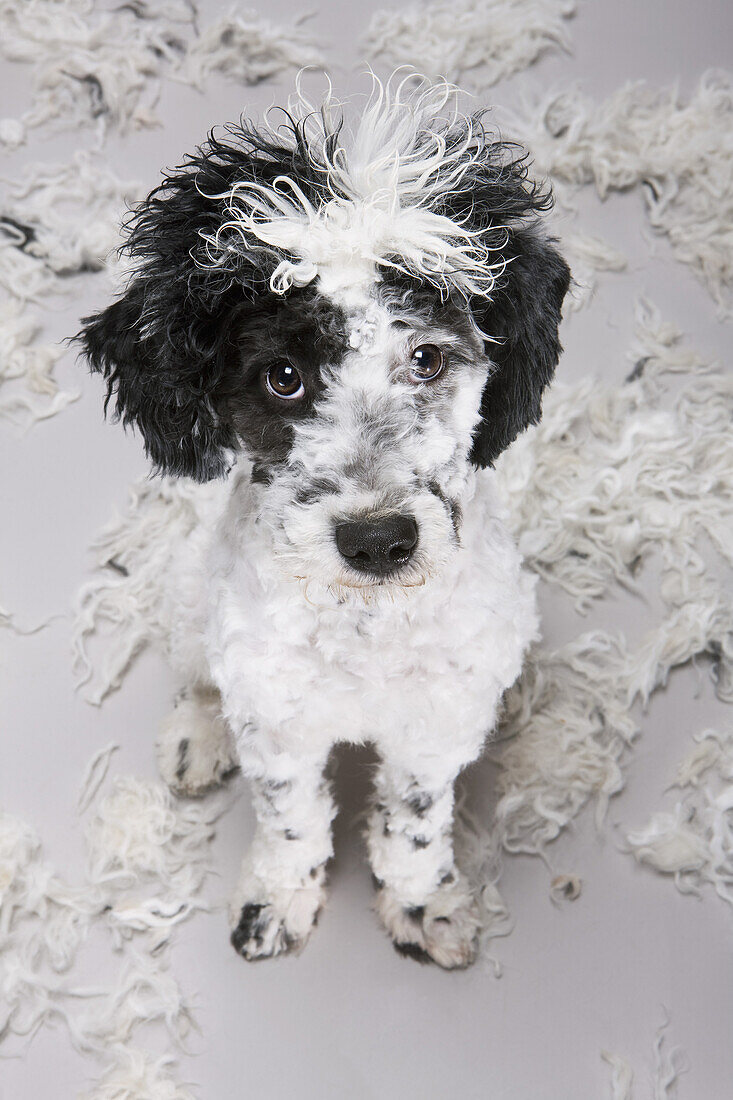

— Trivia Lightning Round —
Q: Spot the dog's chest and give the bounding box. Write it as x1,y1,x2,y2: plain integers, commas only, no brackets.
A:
214,560,530,751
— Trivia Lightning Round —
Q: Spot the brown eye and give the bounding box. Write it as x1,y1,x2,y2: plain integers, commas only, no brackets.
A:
264,362,305,401
409,344,444,383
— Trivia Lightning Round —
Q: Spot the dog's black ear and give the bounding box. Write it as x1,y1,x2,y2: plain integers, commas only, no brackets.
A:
469,228,570,467
78,276,240,481
76,144,249,481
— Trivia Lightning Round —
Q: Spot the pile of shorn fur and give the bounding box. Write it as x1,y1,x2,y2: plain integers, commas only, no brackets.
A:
0,766,229,1097
509,72,733,317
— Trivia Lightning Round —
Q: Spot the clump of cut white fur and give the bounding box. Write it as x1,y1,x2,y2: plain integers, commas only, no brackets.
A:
86,776,224,946
0,0,192,143
73,477,225,704
601,1017,686,1100
510,72,733,316
80,1049,196,1100
202,73,511,304
0,0,326,147
0,759,228,1092
2,151,139,281
0,300,72,426
0,811,99,1041
180,10,324,88
0,150,138,424
625,729,733,907
364,0,575,87
601,1049,634,1100
497,299,733,621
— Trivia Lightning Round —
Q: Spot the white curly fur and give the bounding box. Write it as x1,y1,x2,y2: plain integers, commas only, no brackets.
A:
201,74,510,306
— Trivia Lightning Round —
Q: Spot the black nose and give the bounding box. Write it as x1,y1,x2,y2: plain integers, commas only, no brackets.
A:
335,515,419,575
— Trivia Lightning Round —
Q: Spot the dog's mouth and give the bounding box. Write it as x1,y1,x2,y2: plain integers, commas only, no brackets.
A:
291,568,430,606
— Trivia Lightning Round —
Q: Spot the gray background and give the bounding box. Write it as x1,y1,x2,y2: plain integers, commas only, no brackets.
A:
1,1,732,1097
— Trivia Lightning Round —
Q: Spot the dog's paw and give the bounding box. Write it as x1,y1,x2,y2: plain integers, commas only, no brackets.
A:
374,875,480,970
157,693,237,797
229,869,327,961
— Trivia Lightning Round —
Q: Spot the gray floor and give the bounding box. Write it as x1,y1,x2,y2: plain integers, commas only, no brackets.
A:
2,1,732,1097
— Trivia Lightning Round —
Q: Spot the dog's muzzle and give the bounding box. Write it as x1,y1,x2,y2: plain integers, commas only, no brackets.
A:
334,514,418,577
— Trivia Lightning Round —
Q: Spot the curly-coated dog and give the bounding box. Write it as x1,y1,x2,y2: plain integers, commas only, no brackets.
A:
78,75,570,969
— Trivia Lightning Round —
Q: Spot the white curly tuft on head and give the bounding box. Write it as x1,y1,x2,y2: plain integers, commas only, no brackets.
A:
200,70,510,307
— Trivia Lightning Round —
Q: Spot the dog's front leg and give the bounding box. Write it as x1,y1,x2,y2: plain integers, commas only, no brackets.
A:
367,754,480,969
229,744,335,961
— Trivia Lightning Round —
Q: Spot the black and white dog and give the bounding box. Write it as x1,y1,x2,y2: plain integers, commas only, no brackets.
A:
78,76,569,969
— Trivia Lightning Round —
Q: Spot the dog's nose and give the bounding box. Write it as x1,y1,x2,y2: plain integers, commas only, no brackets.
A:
335,515,418,575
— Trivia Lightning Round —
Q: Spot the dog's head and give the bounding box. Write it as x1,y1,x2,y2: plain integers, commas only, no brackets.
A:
78,76,569,594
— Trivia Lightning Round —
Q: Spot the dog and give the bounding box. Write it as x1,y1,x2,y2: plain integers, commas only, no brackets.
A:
77,75,570,969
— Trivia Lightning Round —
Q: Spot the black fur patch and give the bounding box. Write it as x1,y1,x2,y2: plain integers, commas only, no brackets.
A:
0,215,37,251
405,905,426,922
105,558,129,576
427,481,462,539
231,902,268,953
394,940,432,964
468,229,570,466
412,835,430,850
294,476,341,505
175,738,189,783
222,291,348,471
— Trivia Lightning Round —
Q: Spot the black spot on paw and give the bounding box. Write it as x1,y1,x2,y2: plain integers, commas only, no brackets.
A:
371,874,385,891
412,835,430,850
231,902,268,954
394,940,432,964
284,828,300,841
175,738,189,783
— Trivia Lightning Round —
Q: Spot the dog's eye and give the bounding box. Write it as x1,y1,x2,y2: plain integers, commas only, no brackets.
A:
409,344,444,383
264,362,305,401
